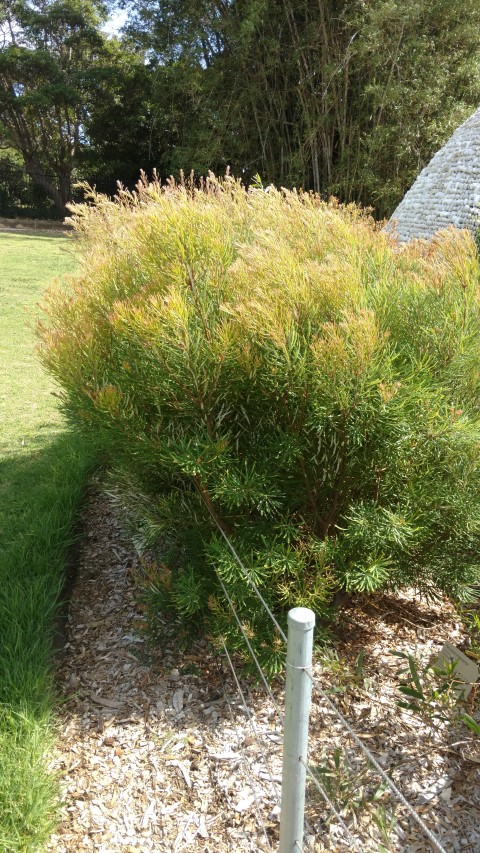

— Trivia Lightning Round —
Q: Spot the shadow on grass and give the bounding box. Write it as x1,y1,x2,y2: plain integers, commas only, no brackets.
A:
0,430,94,851
0,226,71,239
0,431,94,711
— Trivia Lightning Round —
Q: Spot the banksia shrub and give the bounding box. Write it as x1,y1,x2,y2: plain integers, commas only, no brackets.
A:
38,175,480,672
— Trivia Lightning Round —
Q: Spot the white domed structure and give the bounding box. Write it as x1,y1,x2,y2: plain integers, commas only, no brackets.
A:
388,107,480,242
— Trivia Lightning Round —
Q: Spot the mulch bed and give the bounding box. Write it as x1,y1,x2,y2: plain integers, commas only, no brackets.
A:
47,489,480,852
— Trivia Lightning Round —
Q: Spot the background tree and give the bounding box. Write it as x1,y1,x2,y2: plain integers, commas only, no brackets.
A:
78,38,157,185
341,0,480,214
121,0,480,217
3,0,480,218
0,0,144,215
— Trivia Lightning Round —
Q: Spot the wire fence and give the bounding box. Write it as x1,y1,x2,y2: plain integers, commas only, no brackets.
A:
201,494,451,853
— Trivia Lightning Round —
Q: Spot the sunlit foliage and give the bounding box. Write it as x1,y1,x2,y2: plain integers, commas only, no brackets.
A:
38,175,480,669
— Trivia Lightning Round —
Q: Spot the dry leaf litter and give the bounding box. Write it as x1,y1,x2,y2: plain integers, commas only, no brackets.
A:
47,489,480,852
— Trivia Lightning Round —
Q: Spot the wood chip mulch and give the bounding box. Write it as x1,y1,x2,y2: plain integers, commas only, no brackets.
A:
47,489,480,852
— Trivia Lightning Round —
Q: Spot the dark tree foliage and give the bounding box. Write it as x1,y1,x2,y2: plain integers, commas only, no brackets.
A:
0,0,108,213
78,41,157,185
120,0,480,217
2,1,480,217
0,0,152,213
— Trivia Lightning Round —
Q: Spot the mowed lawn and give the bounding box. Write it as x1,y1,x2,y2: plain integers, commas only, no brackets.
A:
0,233,92,851
0,233,75,458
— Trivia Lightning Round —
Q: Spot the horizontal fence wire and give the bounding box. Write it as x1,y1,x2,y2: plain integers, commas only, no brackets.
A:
202,495,448,852
309,677,448,853
199,494,288,644
203,500,366,845
214,570,285,725
220,640,282,807
219,643,275,852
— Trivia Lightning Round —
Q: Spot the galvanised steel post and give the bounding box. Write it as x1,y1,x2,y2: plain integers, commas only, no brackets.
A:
279,607,315,853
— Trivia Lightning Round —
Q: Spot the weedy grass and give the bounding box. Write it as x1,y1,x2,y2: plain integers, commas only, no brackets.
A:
0,233,92,851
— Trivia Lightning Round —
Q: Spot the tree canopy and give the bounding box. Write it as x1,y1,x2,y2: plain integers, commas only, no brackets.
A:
2,0,480,216
0,0,147,213
121,0,480,217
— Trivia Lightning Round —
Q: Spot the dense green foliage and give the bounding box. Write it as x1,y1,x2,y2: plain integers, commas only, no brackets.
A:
2,1,480,217
0,0,150,214
0,233,92,849
121,0,480,217
38,178,480,671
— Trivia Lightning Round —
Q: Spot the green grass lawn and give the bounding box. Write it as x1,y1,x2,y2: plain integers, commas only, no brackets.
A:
0,233,92,851
0,233,74,458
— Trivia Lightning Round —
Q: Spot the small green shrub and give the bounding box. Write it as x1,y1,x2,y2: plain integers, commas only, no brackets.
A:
392,650,480,735
38,175,480,671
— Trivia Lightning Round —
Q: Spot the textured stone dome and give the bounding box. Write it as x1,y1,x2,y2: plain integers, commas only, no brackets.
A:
387,107,480,242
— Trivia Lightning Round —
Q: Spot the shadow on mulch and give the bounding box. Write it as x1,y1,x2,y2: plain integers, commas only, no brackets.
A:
332,591,453,661
51,492,92,660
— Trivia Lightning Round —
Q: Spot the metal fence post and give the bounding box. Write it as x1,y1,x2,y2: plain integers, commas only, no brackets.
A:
279,607,315,853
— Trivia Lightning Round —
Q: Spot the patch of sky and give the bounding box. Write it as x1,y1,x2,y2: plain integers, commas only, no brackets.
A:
102,8,129,37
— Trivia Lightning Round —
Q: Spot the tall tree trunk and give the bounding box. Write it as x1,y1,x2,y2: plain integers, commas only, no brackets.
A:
24,159,71,217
